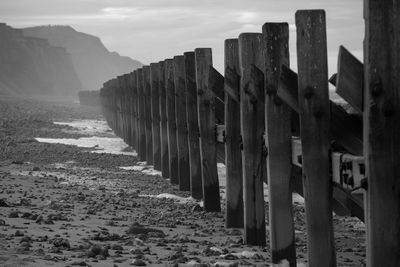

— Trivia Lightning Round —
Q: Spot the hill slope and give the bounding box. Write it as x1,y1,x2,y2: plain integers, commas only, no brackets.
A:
23,25,143,91
0,23,81,99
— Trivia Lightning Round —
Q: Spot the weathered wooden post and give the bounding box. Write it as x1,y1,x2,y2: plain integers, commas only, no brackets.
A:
262,23,296,266
165,59,179,184
173,56,191,191
143,66,154,165
184,52,203,200
224,39,243,228
127,74,133,147
195,48,221,212
159,61,170,178
137,68,147,161
123,74,131,146
131,71,139,151
296,10,336,266
364,1,400,266
238,33,266,246
150,63,162,170
117,76,124,141
116,77,123,139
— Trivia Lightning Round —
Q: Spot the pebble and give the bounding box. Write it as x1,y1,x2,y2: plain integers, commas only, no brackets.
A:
8,211,19,218
130,258,147,266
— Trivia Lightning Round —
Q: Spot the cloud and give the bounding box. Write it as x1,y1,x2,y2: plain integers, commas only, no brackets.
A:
0,0,364,73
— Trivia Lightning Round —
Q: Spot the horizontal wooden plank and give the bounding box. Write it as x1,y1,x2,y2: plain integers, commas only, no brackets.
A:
336,46,363,113
278,65,363,155
290,139,364,222
224,66,240,103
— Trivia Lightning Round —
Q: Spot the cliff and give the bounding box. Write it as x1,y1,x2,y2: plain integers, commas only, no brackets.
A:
0,23,81,99
22,25,143,92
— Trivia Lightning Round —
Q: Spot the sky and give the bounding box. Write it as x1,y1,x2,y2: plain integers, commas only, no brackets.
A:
1,0,364,75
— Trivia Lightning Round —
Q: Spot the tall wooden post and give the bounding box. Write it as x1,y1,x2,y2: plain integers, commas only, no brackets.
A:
238,33,266,246
296,10,336,267
184,52,203,200
159,61,170,178
150,63,162,171
116,77,123,140
224,39,243,228
143,66,154,165
137,68,146,161
262,23,296,266
174,56,191,191
165,59,179,184
364,1,400,266
131,71,139,151
194,48,221,212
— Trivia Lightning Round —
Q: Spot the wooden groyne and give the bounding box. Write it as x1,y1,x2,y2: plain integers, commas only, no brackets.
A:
98,2,400,266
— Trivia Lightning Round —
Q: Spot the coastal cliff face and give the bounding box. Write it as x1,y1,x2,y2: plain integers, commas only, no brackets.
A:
23,25,143,92
0,23,81,99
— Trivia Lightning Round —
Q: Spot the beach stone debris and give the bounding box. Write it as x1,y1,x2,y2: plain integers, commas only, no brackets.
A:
71,261,90,266
191,204,203,212
21,212,38,220
87,244,109,258
130,258,147,266
17,198,32,206
49,237,70,249
111,244,123,251
92,231,121,241
14,230,24,237
129,247,144,255
126,222,165,238
202,246,224,257
0,198,11,207
8,210,19,218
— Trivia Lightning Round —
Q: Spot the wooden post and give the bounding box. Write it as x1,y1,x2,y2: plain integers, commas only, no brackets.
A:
150,63,162,171
173,56,191,191
124,74,132,146
137,68,147,161
159,61,170,178
184,52,203,199
296,10,336,267
364,1,400,266
194,48,221,212
262,23,296,266
132,71,139,151
143,66,154,165
165,59,179,184
238,33,266,246
224,39,243,228
116,77,123,140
